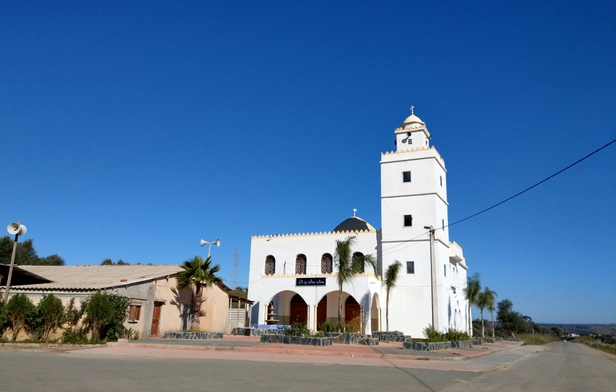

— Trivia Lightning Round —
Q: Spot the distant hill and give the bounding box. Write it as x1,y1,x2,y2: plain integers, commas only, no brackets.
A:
537,323,616,337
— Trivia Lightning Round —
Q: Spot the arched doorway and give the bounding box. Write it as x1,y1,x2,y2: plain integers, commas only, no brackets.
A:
317,296,327,330
290,294,308,325
370,294,380,333
345,296,361,332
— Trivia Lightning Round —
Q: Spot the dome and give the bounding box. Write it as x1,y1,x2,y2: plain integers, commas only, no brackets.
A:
332,216,376,233
402,113,424,125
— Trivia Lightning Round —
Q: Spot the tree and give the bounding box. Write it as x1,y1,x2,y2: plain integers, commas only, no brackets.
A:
234,286,248,293
333,236,378,324
496,299,526,337
0,236,65,266
82,292,130,342
176,255,222,332
100,258,130,265
477,286,497,338
463,273,481,335
384,260,402,332
37,294,66,342
4,293,36,341
483,287,498,338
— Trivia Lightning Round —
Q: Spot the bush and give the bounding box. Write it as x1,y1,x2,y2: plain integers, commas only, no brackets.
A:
37,294,65,342
320,321,346,333
423,325,444,341
519,333,560,345
444,328,470,341
285,322,309,337
62,328,89,344
82,292,130,342
4,294,36,341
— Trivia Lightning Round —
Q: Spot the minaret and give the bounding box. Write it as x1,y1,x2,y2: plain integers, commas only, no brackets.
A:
380,107,449,333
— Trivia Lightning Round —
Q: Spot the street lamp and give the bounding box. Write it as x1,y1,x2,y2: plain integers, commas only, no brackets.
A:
199,238,220,258
4,222,27,303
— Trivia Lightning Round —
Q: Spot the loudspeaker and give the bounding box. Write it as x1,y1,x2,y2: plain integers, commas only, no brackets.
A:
7,222,27,236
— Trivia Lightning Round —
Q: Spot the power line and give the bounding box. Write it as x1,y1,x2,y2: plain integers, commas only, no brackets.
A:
447,138,616,229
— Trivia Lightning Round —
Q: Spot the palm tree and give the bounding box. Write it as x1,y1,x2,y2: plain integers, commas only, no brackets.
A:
177,255,222,332
334,236,378,324
480,287,497,338
463,273,481,336
384,260,402,332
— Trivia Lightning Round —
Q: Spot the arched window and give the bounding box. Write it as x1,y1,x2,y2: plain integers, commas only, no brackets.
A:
352,252,365,273
295,254,307,275
265,255,276,275
321,253,333,274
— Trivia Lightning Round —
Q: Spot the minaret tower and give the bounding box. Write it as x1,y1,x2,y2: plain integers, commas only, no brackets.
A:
380,107,450,334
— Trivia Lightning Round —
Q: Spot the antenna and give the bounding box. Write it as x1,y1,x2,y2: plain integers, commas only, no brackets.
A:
353,208,357,217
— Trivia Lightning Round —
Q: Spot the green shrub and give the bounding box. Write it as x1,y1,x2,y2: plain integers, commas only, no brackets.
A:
444,328,470,341
82,292,130,342
423,325,444,341
285,322,309,337
37,294,65,342
4,294,36,341
320,321,346,332
62,328,89,344
519,333,560,345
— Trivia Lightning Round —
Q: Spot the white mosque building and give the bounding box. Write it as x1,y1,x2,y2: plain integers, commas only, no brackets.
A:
248,109,469,337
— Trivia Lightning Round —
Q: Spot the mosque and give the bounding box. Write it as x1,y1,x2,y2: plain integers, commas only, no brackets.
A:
247,109,469,337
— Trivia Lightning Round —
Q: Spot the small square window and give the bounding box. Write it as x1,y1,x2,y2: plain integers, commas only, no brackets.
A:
129,305,141,321
404,215,413,227
407,261,415,274
403,171,411,183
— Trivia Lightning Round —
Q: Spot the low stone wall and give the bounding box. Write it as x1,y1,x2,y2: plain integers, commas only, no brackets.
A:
163,331,223,340
260,335,332,346
357,337,379,346
372,331,411,342
231,327,287,337
403,340,472,351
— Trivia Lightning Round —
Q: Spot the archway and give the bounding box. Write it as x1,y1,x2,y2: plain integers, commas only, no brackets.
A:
370,293,380,333
316,296,327,330
290,294,308,325
345,296,361,332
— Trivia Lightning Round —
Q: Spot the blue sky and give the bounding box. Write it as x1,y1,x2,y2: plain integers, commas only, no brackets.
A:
1,1,614,324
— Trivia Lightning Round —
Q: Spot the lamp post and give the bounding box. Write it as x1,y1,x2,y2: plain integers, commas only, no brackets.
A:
424,225,439,330
4,222,27,303
199,239,220,258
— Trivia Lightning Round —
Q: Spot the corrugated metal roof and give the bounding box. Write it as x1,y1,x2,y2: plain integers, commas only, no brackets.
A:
13,265,182,291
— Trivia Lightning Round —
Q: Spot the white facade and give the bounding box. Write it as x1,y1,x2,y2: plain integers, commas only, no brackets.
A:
248,109,469,337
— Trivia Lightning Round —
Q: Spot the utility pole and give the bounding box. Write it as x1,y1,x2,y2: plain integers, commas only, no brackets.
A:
424,225,439,330
233,249,239,289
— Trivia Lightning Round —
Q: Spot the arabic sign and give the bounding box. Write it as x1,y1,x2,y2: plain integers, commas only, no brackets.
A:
296,277,326,286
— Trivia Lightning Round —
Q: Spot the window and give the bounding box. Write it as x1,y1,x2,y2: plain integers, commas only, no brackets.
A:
409,138,412,144
403,171,411,183
128,304,141,321
404,215,413,227
444,264,447,277
265,255,276,275
407,261,415,274
442,219,445,231
321,253,333,274
295,254,307,274
440,175,442,187
352,252,365,273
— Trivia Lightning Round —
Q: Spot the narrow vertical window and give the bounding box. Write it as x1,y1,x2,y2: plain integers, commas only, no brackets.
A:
321,253,333,274
295,254,307,275
442,219,445,231
440,176,442,187
403,171,411,183
404,215,413,227
407,261,415,274
265,255,276,275
444,264,447,277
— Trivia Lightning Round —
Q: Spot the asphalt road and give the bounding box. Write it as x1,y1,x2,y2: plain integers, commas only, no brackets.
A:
0,342,614,392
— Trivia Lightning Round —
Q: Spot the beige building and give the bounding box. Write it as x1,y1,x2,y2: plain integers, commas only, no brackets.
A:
0,264,252,339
